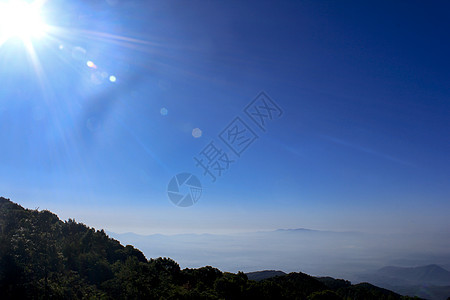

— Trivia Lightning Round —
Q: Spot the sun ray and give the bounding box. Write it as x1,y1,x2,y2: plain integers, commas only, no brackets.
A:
22,37,45,83
46,26,163,53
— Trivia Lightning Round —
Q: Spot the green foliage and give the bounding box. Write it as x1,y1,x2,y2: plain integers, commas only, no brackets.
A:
336,282,417,300
308,290,343,300
316,277,351,290
0,197,424,300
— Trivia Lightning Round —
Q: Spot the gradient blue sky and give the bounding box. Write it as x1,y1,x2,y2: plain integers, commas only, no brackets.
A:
0,0,449,235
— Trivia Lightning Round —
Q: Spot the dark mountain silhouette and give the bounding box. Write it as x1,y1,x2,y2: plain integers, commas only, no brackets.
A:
246,270,286,281
358,265,450,300
0,197,422,299
315,277,351,290
392,285,450,300
376,265,450,286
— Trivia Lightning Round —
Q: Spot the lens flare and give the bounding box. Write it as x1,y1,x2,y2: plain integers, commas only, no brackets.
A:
86,61,97,68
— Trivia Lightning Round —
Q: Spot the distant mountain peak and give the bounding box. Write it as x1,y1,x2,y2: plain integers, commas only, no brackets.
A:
275,228,315,232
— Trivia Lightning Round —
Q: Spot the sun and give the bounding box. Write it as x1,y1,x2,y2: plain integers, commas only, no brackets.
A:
0,0,47,43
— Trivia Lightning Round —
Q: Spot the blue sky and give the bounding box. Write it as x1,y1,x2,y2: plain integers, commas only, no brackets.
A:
0,0,449,235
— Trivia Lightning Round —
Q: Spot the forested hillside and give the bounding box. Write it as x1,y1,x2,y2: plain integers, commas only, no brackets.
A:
0,197,421,299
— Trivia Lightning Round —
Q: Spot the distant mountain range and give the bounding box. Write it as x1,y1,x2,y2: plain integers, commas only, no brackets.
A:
358,264,450,300
108,227,450,283
377,264,450,286
108,228,450,299
243,266,450,300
